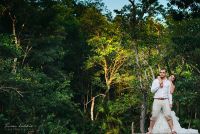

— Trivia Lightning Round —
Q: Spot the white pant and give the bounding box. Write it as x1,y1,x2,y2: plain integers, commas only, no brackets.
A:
151,99,172,121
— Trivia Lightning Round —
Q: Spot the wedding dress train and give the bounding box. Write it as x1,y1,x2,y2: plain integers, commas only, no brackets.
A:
152,110,199,134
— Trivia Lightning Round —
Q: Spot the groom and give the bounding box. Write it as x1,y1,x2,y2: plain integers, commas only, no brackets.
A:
147,68,176,134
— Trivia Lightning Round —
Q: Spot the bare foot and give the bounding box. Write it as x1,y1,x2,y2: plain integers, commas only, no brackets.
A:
172,129,177,134
146,128,152,134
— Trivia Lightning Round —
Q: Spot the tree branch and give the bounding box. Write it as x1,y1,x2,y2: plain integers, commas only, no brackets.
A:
190,64,200,74
0,86,23,97
128,0,135,6
85,94,106,106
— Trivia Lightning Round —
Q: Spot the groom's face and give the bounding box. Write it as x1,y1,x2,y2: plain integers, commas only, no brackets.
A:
159,69,166,78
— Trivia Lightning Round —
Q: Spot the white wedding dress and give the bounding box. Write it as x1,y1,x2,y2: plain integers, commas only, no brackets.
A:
152,110,199,134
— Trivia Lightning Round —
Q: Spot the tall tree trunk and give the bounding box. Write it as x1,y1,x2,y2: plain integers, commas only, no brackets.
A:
9,12,18,74
105,84,110,100
12,58,18,74
131,122,135,134
133,42,147,133
140,92,147,133
91,97,95,121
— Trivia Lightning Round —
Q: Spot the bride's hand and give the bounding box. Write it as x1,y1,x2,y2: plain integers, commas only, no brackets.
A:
170,104,172,108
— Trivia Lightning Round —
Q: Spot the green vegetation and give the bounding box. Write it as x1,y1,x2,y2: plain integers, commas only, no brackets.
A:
0,0,199,133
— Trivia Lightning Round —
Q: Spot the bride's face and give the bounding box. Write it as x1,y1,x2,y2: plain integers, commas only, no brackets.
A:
170,75,175,82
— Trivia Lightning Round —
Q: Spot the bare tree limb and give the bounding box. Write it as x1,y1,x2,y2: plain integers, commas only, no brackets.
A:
22,45,32,66
121,87,134,91
85,94,106,121
85,94,106,106
143,60,155,80
91,97,95,121
190,64,200,74
128,0,135,7
0,86,23,97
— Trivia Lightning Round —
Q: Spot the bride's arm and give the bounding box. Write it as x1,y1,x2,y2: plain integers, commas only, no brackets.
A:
169,93,173,108
170,83,175,94
168,82,173,108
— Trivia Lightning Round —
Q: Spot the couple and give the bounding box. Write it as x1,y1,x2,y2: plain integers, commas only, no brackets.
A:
147,68,199,134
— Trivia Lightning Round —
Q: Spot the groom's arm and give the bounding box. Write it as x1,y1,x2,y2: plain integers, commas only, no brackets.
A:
151,79,160,93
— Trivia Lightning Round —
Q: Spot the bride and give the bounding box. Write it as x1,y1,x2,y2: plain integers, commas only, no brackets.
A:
151,74,199,134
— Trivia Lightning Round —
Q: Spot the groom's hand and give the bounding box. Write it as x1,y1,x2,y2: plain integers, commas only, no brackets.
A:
159,81,163,88
158,77,163,88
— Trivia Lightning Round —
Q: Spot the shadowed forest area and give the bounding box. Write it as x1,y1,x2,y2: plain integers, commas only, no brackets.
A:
0,0,200,133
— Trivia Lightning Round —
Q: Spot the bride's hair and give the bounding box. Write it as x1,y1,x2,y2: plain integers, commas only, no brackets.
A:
169,74,176,84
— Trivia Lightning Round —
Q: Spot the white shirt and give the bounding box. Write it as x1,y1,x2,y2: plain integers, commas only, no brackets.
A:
151,78,172,104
